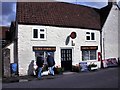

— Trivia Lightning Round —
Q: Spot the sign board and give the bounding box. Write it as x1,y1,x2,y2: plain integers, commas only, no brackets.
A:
33,46,56,51
81,46,98,50
79,62,88,72
103,58,118,68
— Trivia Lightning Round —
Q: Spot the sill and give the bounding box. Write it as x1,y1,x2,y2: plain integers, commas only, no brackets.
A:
85,40,96,42
31,39,47,41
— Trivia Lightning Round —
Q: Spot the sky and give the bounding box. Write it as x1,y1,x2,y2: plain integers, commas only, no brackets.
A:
0,0,120,27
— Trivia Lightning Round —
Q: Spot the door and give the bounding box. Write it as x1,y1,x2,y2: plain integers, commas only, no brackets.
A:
61,49,72,71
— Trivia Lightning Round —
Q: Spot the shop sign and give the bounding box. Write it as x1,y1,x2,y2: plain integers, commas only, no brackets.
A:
33,46,56,51
81,46,98,50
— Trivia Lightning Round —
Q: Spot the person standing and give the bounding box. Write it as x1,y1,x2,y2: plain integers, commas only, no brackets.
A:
47,53,55,76
36,54,44,79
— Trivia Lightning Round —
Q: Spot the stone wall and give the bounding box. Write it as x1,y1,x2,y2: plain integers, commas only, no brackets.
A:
2,48,11,77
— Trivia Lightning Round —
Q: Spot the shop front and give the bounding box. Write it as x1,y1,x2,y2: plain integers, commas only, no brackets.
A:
80,46,100,70
33,46,56,65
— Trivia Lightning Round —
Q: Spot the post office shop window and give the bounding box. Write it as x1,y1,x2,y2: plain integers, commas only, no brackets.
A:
82,50,96,61
32,28,46,40
35,51,54,64
86,32,95,41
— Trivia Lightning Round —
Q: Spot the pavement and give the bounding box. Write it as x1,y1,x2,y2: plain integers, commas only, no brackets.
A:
2,66,119,84
2,74,59,83
2,72,77,83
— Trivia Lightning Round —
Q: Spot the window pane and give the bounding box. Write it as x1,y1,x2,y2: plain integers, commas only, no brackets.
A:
86,32,90,34
91,33,95,40
82,50,89,61
40,29,44,32
86,36,90,40
90,50,96,60
33,29,38,38
40,34,44,38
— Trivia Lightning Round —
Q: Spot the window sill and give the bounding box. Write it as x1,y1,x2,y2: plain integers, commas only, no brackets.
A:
31,39,47,41
85,40,96,42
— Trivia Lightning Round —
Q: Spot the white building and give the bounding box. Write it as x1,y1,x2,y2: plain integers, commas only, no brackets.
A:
7,2,118,76
102,3,119,61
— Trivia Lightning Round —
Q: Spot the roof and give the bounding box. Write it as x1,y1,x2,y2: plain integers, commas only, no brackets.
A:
0,26,11,48
16,2,112,30
0,26,9,40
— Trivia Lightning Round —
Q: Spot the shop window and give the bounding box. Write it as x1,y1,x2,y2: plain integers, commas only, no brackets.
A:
86,32,95,41
32,28,46,40
35,51,54,64
82,50,96,61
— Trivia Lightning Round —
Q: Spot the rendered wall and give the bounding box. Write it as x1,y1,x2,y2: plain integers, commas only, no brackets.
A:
18,24,100,75
102,5,119,60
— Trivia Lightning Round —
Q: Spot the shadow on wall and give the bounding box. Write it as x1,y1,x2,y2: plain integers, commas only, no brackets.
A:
28,60,35,76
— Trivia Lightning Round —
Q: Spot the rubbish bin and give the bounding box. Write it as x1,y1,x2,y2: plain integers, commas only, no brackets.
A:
10,63,18,76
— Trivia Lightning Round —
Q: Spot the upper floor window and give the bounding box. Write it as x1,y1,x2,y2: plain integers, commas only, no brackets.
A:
32,28,47,40
86,32,95,41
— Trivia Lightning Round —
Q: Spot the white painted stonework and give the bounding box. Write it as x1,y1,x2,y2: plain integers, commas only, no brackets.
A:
102,5,119,60
5,42,14,63
17,24,101,75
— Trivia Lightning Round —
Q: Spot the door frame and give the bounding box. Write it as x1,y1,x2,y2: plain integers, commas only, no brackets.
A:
60,47,74,71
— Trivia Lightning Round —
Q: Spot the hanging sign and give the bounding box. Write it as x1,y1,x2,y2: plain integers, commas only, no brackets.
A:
70,32,77,39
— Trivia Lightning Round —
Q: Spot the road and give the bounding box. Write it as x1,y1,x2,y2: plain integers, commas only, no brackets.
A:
2,67,119,88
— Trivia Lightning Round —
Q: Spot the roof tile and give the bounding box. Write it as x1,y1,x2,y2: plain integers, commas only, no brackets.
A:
16,2,106,30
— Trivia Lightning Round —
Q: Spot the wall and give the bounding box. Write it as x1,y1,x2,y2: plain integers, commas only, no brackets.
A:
6,42,14,63
2,48,11,77
18,24,100,75
102,5,119,60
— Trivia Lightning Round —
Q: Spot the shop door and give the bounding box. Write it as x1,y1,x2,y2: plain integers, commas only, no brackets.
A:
61,49,72,71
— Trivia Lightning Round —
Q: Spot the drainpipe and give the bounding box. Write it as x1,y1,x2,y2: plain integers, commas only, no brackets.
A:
100,30,104,68
103,37,105,62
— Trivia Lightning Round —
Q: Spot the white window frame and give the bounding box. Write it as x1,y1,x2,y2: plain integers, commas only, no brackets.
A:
86,32,96,41
82,50,97,61
32,27,47,40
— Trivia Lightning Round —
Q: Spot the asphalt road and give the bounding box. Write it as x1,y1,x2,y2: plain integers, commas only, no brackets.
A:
2,67,119,88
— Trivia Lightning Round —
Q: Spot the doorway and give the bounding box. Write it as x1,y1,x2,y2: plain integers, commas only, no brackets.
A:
61,49,72,71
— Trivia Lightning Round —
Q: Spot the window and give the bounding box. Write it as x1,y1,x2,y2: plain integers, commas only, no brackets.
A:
35,51,54,64
82,50,96,61
32,28,46,40
86,32,95,41
33,29,38,38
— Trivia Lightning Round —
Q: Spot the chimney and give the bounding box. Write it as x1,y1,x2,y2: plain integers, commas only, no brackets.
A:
108,0,117,6
108,0,120,10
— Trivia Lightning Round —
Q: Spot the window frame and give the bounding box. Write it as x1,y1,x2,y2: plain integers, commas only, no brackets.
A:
82,50,97,61
86,32,96,41
32,28,47,40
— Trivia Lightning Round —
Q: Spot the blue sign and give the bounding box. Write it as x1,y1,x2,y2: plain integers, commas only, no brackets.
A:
79,62,88,72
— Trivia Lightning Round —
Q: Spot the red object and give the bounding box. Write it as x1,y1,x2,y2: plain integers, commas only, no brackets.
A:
70,32,77,39
98,52,101,61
